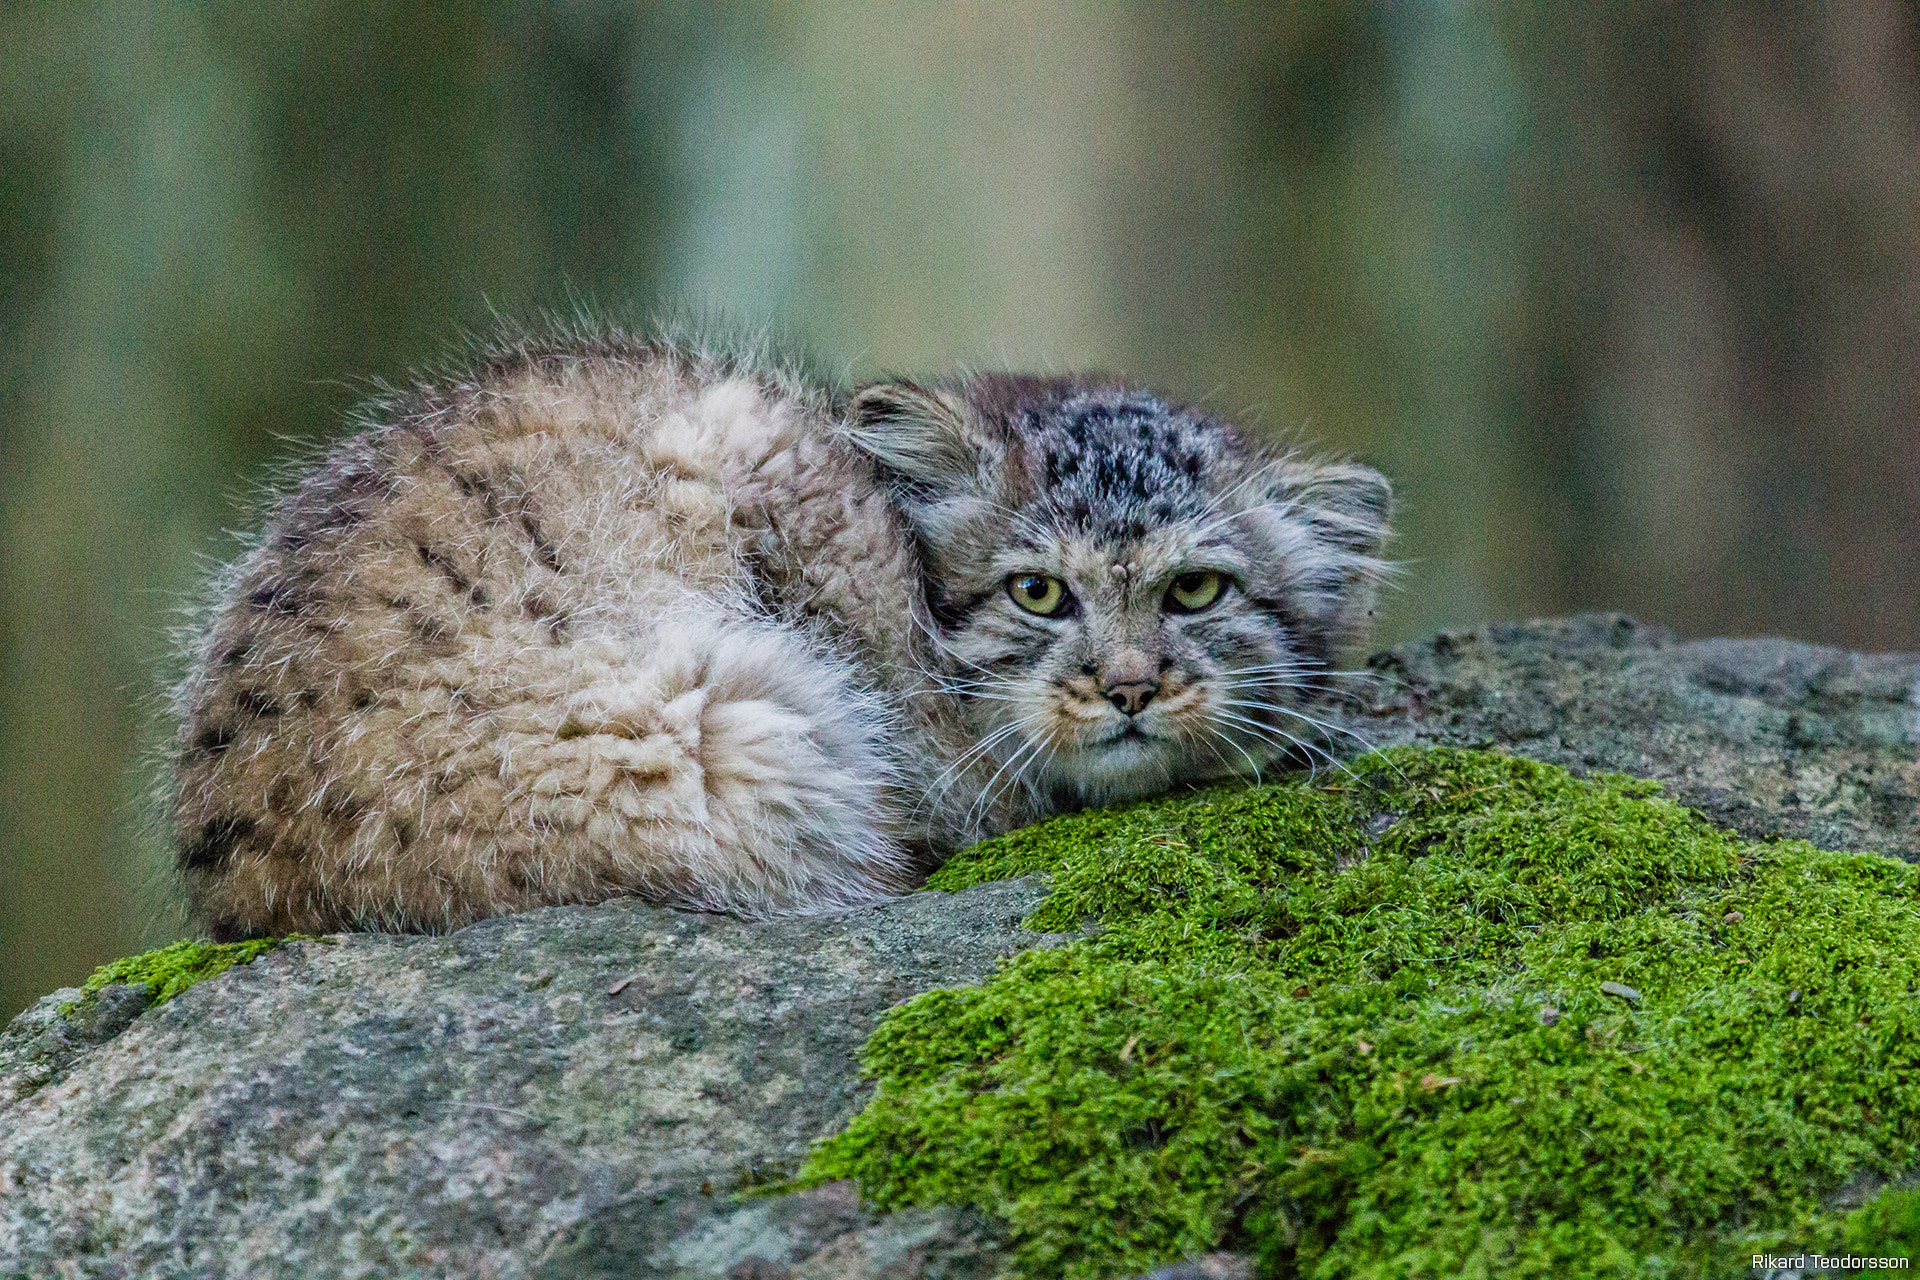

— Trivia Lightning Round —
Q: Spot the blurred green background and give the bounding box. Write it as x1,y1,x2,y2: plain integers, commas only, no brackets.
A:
3,2,1917,1019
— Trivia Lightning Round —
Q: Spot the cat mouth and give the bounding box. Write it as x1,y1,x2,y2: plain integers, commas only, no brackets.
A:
1054,723,1181,802
1091,722,1160,749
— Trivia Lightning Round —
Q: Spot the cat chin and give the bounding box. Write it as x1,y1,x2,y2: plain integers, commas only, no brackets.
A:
1047,734,1181,806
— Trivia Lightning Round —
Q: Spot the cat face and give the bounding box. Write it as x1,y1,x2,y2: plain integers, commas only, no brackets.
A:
847,374,1392,814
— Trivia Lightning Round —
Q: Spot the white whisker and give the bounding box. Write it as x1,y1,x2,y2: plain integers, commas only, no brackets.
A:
967,731,1046,832
915,715,1036,818
1199,720,1266,784
1213,697,1372,752
1205,706,1356,780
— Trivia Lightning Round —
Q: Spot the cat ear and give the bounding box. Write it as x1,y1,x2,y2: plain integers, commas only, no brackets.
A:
1263,458,1393,558
845,381,982,490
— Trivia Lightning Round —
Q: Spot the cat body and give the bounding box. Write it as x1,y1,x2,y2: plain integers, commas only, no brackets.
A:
170,327,1390,938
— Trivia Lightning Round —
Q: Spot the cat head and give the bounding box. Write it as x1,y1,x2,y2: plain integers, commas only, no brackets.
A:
846,373,1392,810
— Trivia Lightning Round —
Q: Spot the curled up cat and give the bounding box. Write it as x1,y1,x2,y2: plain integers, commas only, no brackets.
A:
169,324,1392,939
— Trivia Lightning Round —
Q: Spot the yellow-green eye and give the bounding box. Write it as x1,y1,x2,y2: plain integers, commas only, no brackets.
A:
1007,573,1070,616
1165,570,1226,613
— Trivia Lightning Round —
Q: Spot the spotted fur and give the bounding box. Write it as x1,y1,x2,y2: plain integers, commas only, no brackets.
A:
169,324,1391,937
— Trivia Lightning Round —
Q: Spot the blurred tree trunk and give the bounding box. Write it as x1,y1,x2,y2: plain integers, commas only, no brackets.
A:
1511,1,1920,648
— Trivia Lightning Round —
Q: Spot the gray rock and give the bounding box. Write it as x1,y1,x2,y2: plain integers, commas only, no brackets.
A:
1357,614,1920,859
1,616,1915,1278
0,878,1051,1278
0,980,151,1112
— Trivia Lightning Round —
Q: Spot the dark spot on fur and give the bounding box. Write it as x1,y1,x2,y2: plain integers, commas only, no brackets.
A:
322,791,369,828
320,491,364,525
468,584,489,606
213,634,255,669
1249,595,1300,633
411,613,458,651
394,816,417,849
351,687,376,710
179,814,255,874
191,722,234,757
929,586,997,630
452,470,512,528
248,581,302,615
524,593,570,643
236,688,281,717
267,778,297,813
520,513,563,572
310,454,385,509
275,525,316,554
417,543,472,594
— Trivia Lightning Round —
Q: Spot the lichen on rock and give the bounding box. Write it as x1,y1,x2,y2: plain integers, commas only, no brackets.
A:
801,746,1920,1278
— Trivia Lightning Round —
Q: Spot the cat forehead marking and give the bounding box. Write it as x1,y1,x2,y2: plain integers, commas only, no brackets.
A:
1027,393,1217,539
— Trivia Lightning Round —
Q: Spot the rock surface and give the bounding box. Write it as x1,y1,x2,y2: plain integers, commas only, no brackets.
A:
2,615,1915,1279
1360,613,1920,859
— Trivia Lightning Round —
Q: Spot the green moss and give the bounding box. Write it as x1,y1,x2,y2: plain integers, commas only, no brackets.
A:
800,747,1920,1278
64,936,309,1012
1848,1185,1920,1263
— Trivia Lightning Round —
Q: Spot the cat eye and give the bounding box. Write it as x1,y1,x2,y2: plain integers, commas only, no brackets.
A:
1007,573,1071,616
1165,570,1226,613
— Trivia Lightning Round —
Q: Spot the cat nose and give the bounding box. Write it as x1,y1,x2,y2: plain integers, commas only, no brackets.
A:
1103,680,1159,716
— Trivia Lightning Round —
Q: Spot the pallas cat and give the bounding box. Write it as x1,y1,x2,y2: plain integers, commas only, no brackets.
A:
169,326,1391,939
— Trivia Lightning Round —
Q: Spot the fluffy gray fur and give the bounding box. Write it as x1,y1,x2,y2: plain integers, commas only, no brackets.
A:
168,324,1391,938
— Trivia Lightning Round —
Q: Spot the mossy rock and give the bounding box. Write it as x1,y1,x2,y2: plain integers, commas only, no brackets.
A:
801,746,1920,1278
64,937,302,1012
